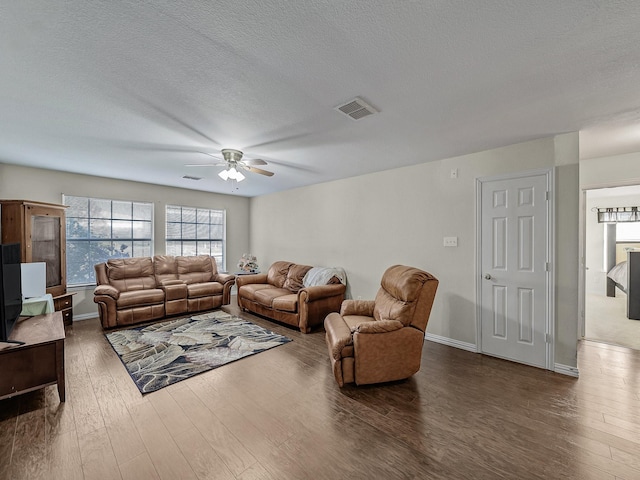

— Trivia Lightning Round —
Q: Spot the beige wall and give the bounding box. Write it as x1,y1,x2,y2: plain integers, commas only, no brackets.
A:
0,163,250,318
0,135,580,368
250,134,580,368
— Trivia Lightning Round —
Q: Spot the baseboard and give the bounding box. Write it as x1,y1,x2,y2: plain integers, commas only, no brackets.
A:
554,363,580,377
424,333,477,352
73,312,99,322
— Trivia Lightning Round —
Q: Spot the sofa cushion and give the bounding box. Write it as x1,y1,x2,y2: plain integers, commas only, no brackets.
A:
153,255,178,285
177,255,215,284
266,261,293,288
283,264,312,292
373,266,430,326
272,294,299,312
253,288,291,308
187,282,223,298
373,289,414,326
106,257,157,292
238,283,275,302
342,315,376,331
116,288,165,308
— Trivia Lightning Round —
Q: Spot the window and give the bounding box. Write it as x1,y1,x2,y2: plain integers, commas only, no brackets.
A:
617,222,640,242
166,205,225,270
63,196,153,286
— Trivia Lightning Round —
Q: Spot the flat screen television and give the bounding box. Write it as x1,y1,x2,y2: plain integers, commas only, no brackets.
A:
0,243,22,342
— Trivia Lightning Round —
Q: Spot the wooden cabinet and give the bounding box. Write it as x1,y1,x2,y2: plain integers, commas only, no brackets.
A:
53,292,75,326
0,312,65,402
0,200,68,298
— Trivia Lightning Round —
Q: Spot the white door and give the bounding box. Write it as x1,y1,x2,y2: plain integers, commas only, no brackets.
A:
479,172,550,368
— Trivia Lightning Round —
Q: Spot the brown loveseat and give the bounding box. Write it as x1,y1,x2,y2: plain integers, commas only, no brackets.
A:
324,265,438,386
236,261,347,333
94,255,235,328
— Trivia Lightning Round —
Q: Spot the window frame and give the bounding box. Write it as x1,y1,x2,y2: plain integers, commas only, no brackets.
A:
63,195,154,287
165,205,226,271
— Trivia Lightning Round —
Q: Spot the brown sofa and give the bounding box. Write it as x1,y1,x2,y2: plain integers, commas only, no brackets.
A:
324,265,438,387
94,255,235,328
236,261,347,333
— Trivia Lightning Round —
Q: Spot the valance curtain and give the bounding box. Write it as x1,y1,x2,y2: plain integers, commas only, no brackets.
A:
597,207,640,223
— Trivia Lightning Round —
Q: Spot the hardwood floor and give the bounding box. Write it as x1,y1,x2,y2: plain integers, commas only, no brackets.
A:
2,302,640,479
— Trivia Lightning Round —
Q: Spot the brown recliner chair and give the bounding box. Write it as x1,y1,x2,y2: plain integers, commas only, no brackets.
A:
324,265,438,387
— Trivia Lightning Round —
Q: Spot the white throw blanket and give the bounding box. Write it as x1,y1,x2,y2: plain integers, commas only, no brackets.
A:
303,267,347,287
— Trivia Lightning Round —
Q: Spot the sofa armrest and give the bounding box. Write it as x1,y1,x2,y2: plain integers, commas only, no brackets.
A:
299,283,346,302
354,319,404,334
324,312,353,361
214,273,236,285
93,285,119,328
236,273,268,288
340,299,375,317
94,284,119,299
215,273,236,305
161,282,188,301
297,284,346,333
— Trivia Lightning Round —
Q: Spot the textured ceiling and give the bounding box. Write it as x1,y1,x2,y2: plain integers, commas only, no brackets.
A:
2,1,640,197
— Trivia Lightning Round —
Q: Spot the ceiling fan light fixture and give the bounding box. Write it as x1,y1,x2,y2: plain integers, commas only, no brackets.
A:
192,148,272,182
218,166,245,182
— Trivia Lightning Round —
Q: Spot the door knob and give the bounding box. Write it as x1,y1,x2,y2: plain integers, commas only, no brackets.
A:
484,274,492,280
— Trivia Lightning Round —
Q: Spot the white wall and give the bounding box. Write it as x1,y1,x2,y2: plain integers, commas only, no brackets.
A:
250,134,580,368
580,151,640,189
0,163,250,318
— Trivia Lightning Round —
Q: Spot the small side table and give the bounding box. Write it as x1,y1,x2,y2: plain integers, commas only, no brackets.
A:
53,292,76,326
0,312,66,402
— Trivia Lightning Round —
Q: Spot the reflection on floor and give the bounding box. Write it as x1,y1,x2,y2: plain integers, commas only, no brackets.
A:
585,291,640,350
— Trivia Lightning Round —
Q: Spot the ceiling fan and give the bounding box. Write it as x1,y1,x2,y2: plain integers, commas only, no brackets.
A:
186,148,274,182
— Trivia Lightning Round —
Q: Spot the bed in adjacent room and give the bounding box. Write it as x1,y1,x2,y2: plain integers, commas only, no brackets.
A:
606,242,640,320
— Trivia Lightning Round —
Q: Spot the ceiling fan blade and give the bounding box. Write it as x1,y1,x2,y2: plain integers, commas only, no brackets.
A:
184,163,226,167
243,158,268,166
245,166,275,177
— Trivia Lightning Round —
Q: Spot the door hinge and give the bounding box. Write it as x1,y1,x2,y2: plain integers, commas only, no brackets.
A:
546,333,552,343
545,191,549,200
545,262,550,271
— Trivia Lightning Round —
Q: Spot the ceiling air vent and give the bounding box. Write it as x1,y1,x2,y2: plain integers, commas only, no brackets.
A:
182,175,202,181
335,97,378,121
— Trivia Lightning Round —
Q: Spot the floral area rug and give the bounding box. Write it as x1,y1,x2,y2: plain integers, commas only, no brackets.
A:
105,310,291,394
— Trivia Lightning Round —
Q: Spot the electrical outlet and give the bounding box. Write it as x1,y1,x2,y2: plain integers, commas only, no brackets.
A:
443,236,458,247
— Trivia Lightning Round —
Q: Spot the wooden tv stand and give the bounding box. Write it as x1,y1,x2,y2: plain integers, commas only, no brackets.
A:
0,312,65,402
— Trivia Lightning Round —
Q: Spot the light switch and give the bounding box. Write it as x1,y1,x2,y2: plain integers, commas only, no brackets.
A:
443,236,458,247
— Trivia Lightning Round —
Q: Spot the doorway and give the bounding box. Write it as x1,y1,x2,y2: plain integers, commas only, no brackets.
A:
583,185,640,350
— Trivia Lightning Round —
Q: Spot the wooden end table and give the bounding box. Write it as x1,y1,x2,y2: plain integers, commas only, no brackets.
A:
0,312,66,402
